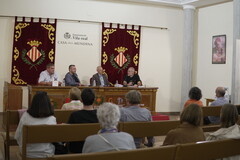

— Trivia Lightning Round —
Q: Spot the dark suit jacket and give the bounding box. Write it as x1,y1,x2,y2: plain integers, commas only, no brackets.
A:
91,73,110,86
65,72,80,86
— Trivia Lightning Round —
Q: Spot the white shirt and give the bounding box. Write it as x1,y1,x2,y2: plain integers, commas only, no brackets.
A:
15,112,56,158
98,73,105,86
38,70,60,83
61,100,83,110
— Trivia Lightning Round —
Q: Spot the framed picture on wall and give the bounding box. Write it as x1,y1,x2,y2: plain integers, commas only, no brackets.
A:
212,35,226,64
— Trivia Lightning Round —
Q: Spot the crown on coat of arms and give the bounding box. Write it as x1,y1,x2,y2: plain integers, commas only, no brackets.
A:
27,40,42,47
115,47,128,53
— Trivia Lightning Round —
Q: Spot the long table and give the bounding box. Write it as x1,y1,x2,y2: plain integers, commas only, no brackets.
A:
28,86,158,112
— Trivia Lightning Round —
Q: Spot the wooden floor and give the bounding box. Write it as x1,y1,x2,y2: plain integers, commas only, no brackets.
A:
0,112,179,160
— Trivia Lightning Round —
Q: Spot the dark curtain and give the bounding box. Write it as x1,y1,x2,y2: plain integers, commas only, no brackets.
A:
11,17,57,85
101,23,141,85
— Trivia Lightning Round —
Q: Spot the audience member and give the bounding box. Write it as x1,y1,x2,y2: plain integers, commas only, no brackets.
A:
64,64,81,86
206,104,240,160
120,90,154,148
82,102,136,153
67,88,98,153
207,104,240,140
38,63,61,86
61,87,83,110
184,87,203,108
163,104,205,145
90,66,110,86
208,87,229,124
15,92,56,158
123,67,142,87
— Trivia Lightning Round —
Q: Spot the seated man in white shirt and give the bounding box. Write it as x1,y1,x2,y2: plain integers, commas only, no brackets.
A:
38,63,62,86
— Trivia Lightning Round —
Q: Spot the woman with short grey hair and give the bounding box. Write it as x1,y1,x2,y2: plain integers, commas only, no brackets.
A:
82,102,136,153
97,102,120,129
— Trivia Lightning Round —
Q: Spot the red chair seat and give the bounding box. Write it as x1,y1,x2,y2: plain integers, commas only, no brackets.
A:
152,114,170,121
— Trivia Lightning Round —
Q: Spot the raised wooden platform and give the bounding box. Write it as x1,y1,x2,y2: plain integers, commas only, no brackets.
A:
28,86,158,112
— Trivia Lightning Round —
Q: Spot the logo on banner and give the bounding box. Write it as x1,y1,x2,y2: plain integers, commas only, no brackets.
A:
64,32,71,39
22,40,45,70
110,47,130,73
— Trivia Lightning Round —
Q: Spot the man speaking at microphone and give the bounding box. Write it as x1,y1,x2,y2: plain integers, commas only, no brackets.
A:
64,64,81,86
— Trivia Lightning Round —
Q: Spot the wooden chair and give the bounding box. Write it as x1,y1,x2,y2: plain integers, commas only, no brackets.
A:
54,109,75,123
122,120,180,137
52,145,177,160
2,110,20,160
21,123,101,160
201,106,222,117
122,120,220,137
175,139,240,160
2,109,75,160
201,125,220,132
20,123,177,160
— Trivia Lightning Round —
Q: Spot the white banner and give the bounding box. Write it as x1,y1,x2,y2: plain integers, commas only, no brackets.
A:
55,21,101,85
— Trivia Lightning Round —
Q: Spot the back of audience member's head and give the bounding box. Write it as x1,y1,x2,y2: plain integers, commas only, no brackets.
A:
81,88,95,106
28,91,54,118
125,90,142,105
69,87,81,101
180,104,202,126
97,102,120,129
189,87,202,101
216,87,225,97
220,104,238,128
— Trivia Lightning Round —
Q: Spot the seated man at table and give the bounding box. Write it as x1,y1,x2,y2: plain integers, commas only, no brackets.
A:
120,90,154,148
123,67,142,87
208,87,229,124
90,66,110,86
64,64,81,86
38,63,61,86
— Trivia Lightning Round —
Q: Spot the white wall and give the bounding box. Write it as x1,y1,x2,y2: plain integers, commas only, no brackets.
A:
139,27,182,112
55,20,101,85
194,2,233,104
0,0,180,28
0,0,183,112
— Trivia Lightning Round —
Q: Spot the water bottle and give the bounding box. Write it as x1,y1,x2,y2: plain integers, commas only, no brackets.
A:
93,80,96,86
224,87,230,103
115,80,118,87
61,79,65,87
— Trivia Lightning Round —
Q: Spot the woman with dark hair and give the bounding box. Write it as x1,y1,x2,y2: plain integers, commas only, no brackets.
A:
15,91,56,158
206,104,240,160
163,104,205,145
184,87,203,108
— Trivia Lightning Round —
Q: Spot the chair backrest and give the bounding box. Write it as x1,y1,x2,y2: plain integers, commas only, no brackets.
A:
3,110,20,129
52,145,177,160
201,125,220,132
122,120,180,137
54,109,75,123
175,139,240,160
22,123,101,160
202,106,222,117
3,109,74,128
3,110,20,141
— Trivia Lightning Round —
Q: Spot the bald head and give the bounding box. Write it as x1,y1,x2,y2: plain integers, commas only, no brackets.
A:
216,87,225,97
97,66,103,74
127,67,135,77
